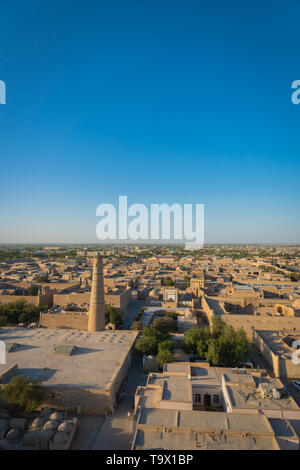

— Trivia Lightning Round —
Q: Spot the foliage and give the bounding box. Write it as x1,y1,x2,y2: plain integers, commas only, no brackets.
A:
135,326,169,355
131,320,143,331
0,250,22,261
0,375,45,413
165,311,178,320
184,327,210,354
0,300,48,326
105,305,123,327
156,348,174,368
27,285,39,296
158,339,174,353
135,335,159,355
153,317,177,334
183,318,248,367
164,276,174,286
36,275,49,283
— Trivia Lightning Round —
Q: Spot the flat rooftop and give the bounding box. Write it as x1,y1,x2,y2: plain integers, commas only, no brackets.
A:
138,408,277,434
226,381,299,411
0,327,138,391
256,330,300,359
147,373,192,403
133,429,279,450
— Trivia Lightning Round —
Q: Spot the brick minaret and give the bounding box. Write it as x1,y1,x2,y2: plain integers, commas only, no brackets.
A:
88,252,105,331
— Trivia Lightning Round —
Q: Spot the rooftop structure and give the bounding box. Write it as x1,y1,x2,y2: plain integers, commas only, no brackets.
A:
0,327,138,415
132,362,300,450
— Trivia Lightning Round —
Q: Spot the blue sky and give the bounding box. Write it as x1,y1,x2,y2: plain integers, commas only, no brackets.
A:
0,0,300,244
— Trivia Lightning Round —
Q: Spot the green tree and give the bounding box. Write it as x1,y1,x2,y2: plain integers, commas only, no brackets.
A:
211,316,225,338
184,319,248,367
36,275,49,283
0,300,47,325
135,335,158,355
153,317,177,334
164,276,174,286
105,305,123,327
0,375,45,413
165,311,178,320
156,349,174,369
27,285,39,296
131,320,143,331
184,327,208,354
158,339,174,353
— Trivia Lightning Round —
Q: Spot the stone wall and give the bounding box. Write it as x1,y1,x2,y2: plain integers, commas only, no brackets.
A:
39,312,88,330
43,386,111,416
0,293,53,307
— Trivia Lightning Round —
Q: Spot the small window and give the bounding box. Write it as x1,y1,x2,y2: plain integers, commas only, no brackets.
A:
213,395,219,404
195,394,201,403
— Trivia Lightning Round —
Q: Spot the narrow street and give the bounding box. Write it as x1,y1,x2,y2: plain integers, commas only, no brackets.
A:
92,351,147,450
123,298,145,329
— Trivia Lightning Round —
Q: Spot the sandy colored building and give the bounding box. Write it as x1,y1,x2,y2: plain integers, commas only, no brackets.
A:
253,330,300,378
131,361,300,450
0,327,138,415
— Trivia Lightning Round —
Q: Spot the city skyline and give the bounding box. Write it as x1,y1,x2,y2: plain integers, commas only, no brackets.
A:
1,1,300,244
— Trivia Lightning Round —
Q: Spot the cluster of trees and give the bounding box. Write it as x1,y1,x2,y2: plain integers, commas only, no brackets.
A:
135,327,174,368
26,285,40,296
35,275,50,283
218,250,250,259
259,265,285,275
104,305,123,328
134,312,179,368
0,250,22,261
132,311,178,333
0,375,45,414
184,317,248,367
164,276,174,286
0,300,49,326
290,273,300,282
49,250,78,259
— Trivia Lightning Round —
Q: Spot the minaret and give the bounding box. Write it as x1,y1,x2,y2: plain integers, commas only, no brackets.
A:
88,252,105,332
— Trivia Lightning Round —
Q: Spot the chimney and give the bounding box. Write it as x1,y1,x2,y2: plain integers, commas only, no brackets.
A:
88,252,105,331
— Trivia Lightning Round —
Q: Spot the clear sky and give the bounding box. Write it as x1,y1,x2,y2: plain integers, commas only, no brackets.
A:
0,0,300,244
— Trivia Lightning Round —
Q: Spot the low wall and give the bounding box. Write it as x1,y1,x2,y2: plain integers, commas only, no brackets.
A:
253,329,300,378
0,293,53,307
53,290,131,310
43,387,111,416
39,312,88,330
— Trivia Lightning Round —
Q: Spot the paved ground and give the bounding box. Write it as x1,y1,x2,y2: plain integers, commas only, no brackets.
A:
92,351,147,450
123,299,145,329
281,378,300,407
70,416,105,450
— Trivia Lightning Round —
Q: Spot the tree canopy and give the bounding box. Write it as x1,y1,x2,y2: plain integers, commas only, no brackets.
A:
184,317,248,367
0,300,48,326
0,375,45,413
104,305,123,328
